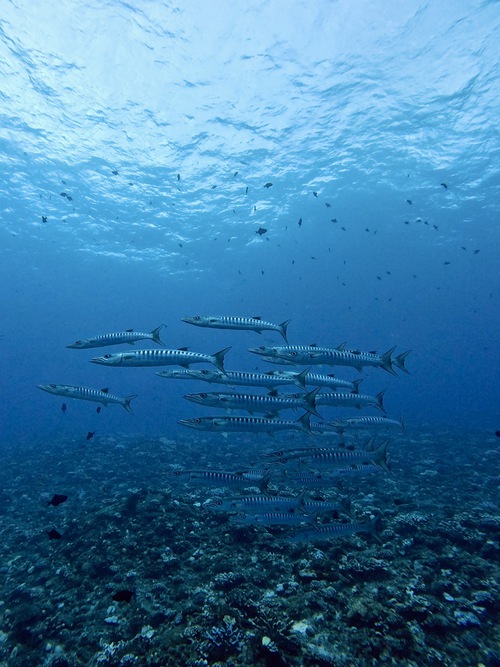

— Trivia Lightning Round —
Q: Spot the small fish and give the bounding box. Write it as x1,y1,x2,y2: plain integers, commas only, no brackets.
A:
112,590,134,603
256,227,268,236
264,182,273,188
48,494,68,507
177,173,181,181
86,431,95,441
111,169,119,175
313,192,318,198
440,182,448,189
325,203,331,208
41,215,47,223
47,529,62,539
245,186,249,194
67,324,165,349
298,218,302,227
91,347,230,372
38,384,137,414
406,199,413,205
61,403,67,413
182,315,290,342
96,407,102,414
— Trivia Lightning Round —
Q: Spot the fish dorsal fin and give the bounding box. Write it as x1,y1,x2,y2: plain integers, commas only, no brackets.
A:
327,373,336,378
178,346,189,351
267,389,278,397
252,315,262,320
336,342,346,350
126,329,134,332
308,342,317,347
369,350,377,355
100,388,109,393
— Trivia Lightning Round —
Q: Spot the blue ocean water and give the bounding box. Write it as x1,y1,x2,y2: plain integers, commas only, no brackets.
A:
0,2,499,666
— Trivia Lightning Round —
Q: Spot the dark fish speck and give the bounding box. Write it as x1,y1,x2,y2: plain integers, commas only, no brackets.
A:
48,494,68,507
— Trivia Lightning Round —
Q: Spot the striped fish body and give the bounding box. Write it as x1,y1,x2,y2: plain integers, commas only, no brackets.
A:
207,494,305,514
183,388,321,418
90,347,230,372
302,497,352,517
286,515,381,543
37,384,137,413
269,370,362,393
330,416,405,434
249,345,398,375
315,390,385,412
66,325,164,349
231,512,317,527
156,368,306,389
178,413,311,435
168,469,269,492
182,315,290,342
273,442,389,471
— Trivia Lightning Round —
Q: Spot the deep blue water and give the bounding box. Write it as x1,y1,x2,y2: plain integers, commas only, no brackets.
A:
1,0,498,444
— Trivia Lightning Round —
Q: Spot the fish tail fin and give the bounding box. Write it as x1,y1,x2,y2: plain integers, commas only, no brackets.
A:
279,319,291,343
365,514,383,543
294,367,309,390
212,347,231,372
305,387,322,419
399,416,407,435
122,395,138,414
297,412,313,435
376,390,386,413
351,379,363,394
151,324,165,346
340,496,354,519
373,440,391,472
394,350,411,374
259,473,271,493
380,346,398,375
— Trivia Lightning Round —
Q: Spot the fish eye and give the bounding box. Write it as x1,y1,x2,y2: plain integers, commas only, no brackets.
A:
291,351,297,357
75,340,82,345
280,458,287,464
104,354,111,359
200,393,207,398
194,418,201,424
216,500,223,506
194,316,201,321
201,370,209,375
49,384,56,389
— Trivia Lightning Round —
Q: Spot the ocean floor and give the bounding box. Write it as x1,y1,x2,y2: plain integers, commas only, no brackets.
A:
0,426,498,666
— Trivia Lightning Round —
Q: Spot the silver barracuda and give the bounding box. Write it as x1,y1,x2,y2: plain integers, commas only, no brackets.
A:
90,346,230,372
267,370,363,393
302,497,353,518
37,383,137,413
315,390,386,412
329,416,405,434
230,511,318,528
66,324,164,349
205,494,306,514
285,515,382,544
249,344,411,375
182,315,290,342
183,388,322,418
156,367,310,390
167,469,270,492
270,441,390,472
178,412,312,436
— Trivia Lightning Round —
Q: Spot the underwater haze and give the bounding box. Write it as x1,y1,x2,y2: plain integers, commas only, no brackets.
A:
0,2,499,666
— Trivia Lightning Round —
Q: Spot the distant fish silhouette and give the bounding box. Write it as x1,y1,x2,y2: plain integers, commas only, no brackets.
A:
48,529,62,540
113,590,134,603
61,403,67,413
111,170,118,175
256,227,267,236
440,182,448,189
41,216,47,223
96,407,102,414
264,182,273,188
406,199,413,205
325,203,331,208
86,431,95,441
313,192,318,198
177,173,181,181
48,494,68,507
298,218,302,227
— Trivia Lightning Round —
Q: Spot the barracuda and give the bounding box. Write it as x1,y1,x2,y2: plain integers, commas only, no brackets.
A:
178,412,312,435
267,370,363,393
37,384,137,413
271,441,390,472
167,469,270,492
315,390,386,412
183,388,322,418
329,416,405,434
205,494,306,514
230,511,318,528
285,515,382,543
156,367,310,389
249,344,411,375
90,346,230,372
182,315,290,342
66,324,164,349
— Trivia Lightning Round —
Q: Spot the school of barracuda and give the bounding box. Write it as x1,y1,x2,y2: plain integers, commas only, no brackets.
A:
38,315,411,545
